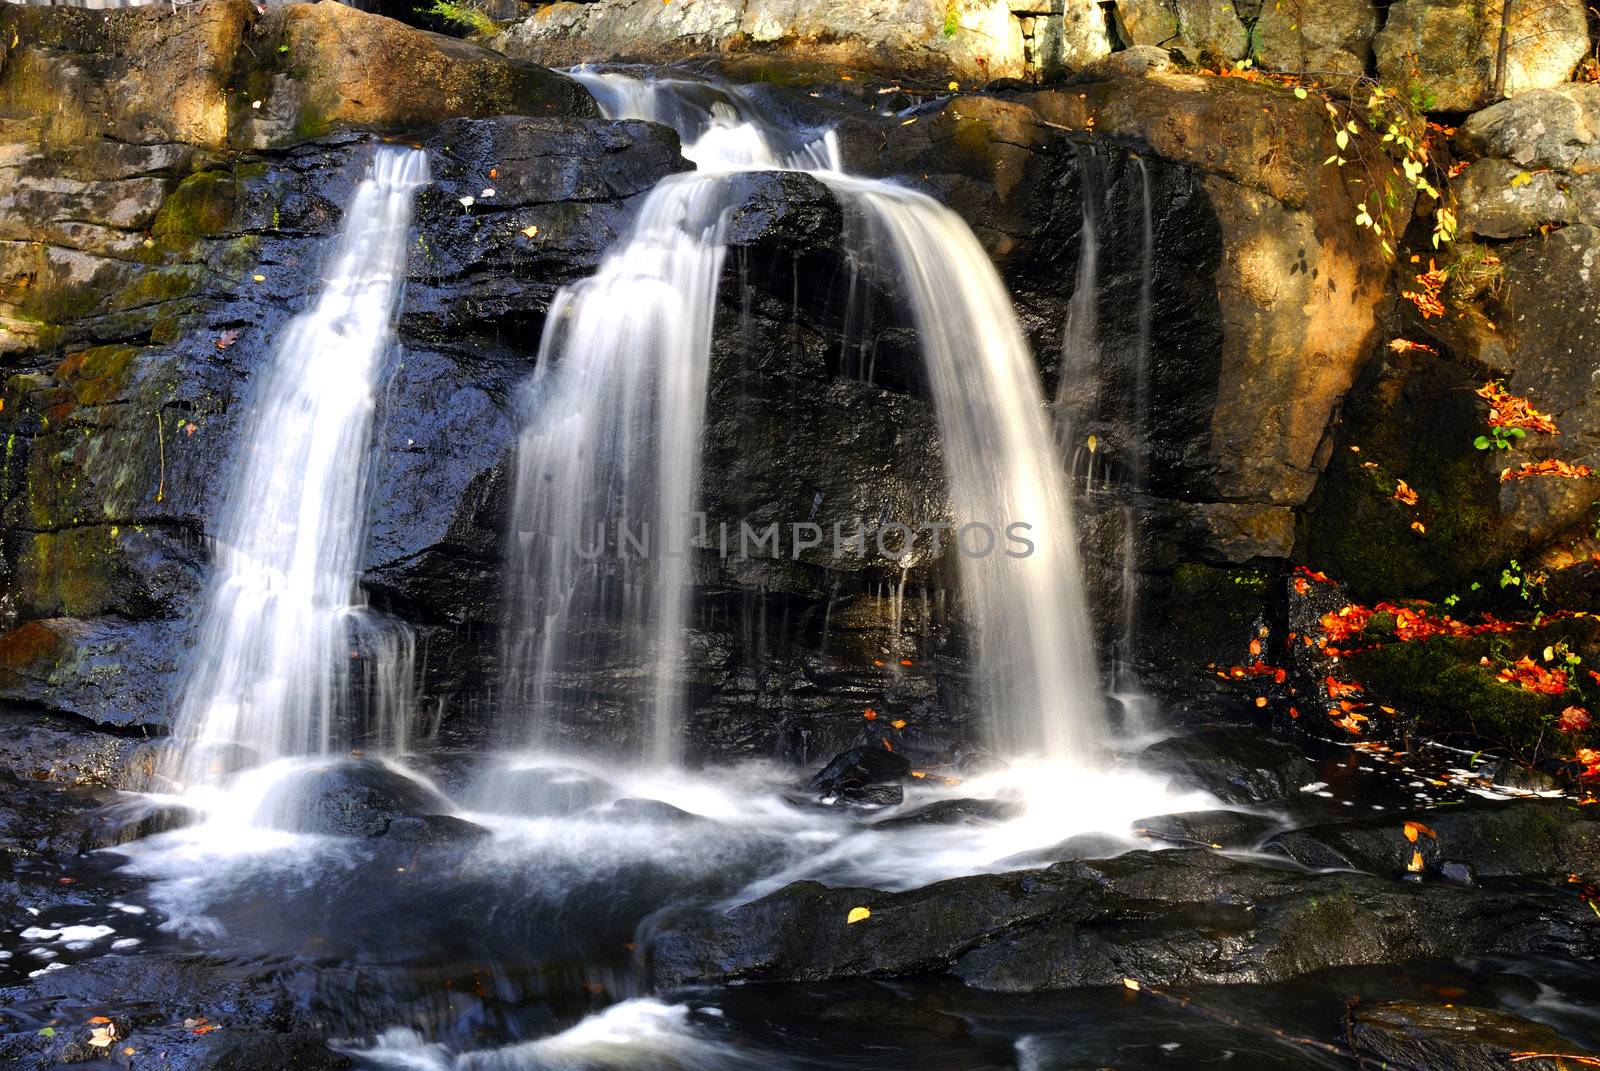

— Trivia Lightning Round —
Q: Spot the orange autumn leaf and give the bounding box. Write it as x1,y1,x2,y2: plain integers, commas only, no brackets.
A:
1403,820,1437,842
1476,381,1558,434
1501,459,1595,482
1407,849,1426,872
1392,479,1419,506
862,708,877,721
1388,338,1438,355
1402,260,1448,319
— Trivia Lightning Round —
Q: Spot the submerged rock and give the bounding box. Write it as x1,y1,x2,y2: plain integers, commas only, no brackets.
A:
872,797,1020,830
1349,1000,1597,1071
255,758,483,841
650,848,1600,992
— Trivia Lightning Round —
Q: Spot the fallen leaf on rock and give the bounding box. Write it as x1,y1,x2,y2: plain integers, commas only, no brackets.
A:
214,329,239,350
1403,820,1436,842
1560,706,1593,732
846,906,871,924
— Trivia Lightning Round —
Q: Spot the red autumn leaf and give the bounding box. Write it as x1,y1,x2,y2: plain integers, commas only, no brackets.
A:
1559,706,1593,732
1496,656,1568,696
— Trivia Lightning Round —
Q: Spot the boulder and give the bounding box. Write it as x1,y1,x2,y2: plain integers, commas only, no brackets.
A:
1076,44,1175,80
1458,84,1600,172
1350,1001,1597,1071
1375,0,1589,113
1110,0,1248,65
241,1,596,149
1133,726,1318,803
1253,0,1380,78
1456,158,1600,238
650,848,1600,991
0,0,594,155
497,0,1034,82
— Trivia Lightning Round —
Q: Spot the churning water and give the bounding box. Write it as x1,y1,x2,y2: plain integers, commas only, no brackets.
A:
164,147,428,792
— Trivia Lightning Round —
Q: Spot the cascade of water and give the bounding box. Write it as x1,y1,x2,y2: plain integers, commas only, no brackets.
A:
820,173,1105,760
502,74,836,767
507,70,1101,765
165,148,428,789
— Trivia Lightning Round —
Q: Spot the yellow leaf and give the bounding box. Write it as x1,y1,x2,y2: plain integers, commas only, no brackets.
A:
1407,849,1425,872
1510,171,1533,188
521,225,540,239
1122,978,1141,991
846,906,871,924
1086,433,1098,454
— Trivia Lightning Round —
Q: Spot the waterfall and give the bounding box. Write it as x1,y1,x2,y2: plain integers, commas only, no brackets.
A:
502,73,835,766
165,147,428,788
1056,142,1104,483
506,71,1101,765
821,175,1104,760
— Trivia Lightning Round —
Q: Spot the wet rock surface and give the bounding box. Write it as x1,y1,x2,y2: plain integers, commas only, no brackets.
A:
650,847,1600,992
1263,797,1600,878
1349,1000,1598,1071
1133,726,1318,803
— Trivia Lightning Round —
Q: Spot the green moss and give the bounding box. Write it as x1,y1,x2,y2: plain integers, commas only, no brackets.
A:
152,171,237,251
110,267,204,312
1345,637,1564,751
56,345,138,406
18,527,119,617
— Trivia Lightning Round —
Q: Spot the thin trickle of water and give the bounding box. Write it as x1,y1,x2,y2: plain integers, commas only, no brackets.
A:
166,148,428,789
1056,141,1103,469
1115,157,1156,686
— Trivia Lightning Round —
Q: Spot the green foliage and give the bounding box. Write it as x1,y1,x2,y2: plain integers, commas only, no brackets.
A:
1474,426,1525,451
941,1,958,37
424,0,496,35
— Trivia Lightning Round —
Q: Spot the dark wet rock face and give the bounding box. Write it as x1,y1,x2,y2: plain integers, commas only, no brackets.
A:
1349,1000,1597,1071
650,847,1600,993
811,746,911,796
1133,727,1316,804
1132,808,1281,849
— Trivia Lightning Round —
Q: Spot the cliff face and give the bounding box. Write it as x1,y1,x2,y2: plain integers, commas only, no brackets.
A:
8,0,1599,773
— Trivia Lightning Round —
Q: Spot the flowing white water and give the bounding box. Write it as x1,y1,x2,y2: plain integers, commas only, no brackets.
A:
502,73,836,765
820,173,1105,760
518,71,1102,762
165,148,427,790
